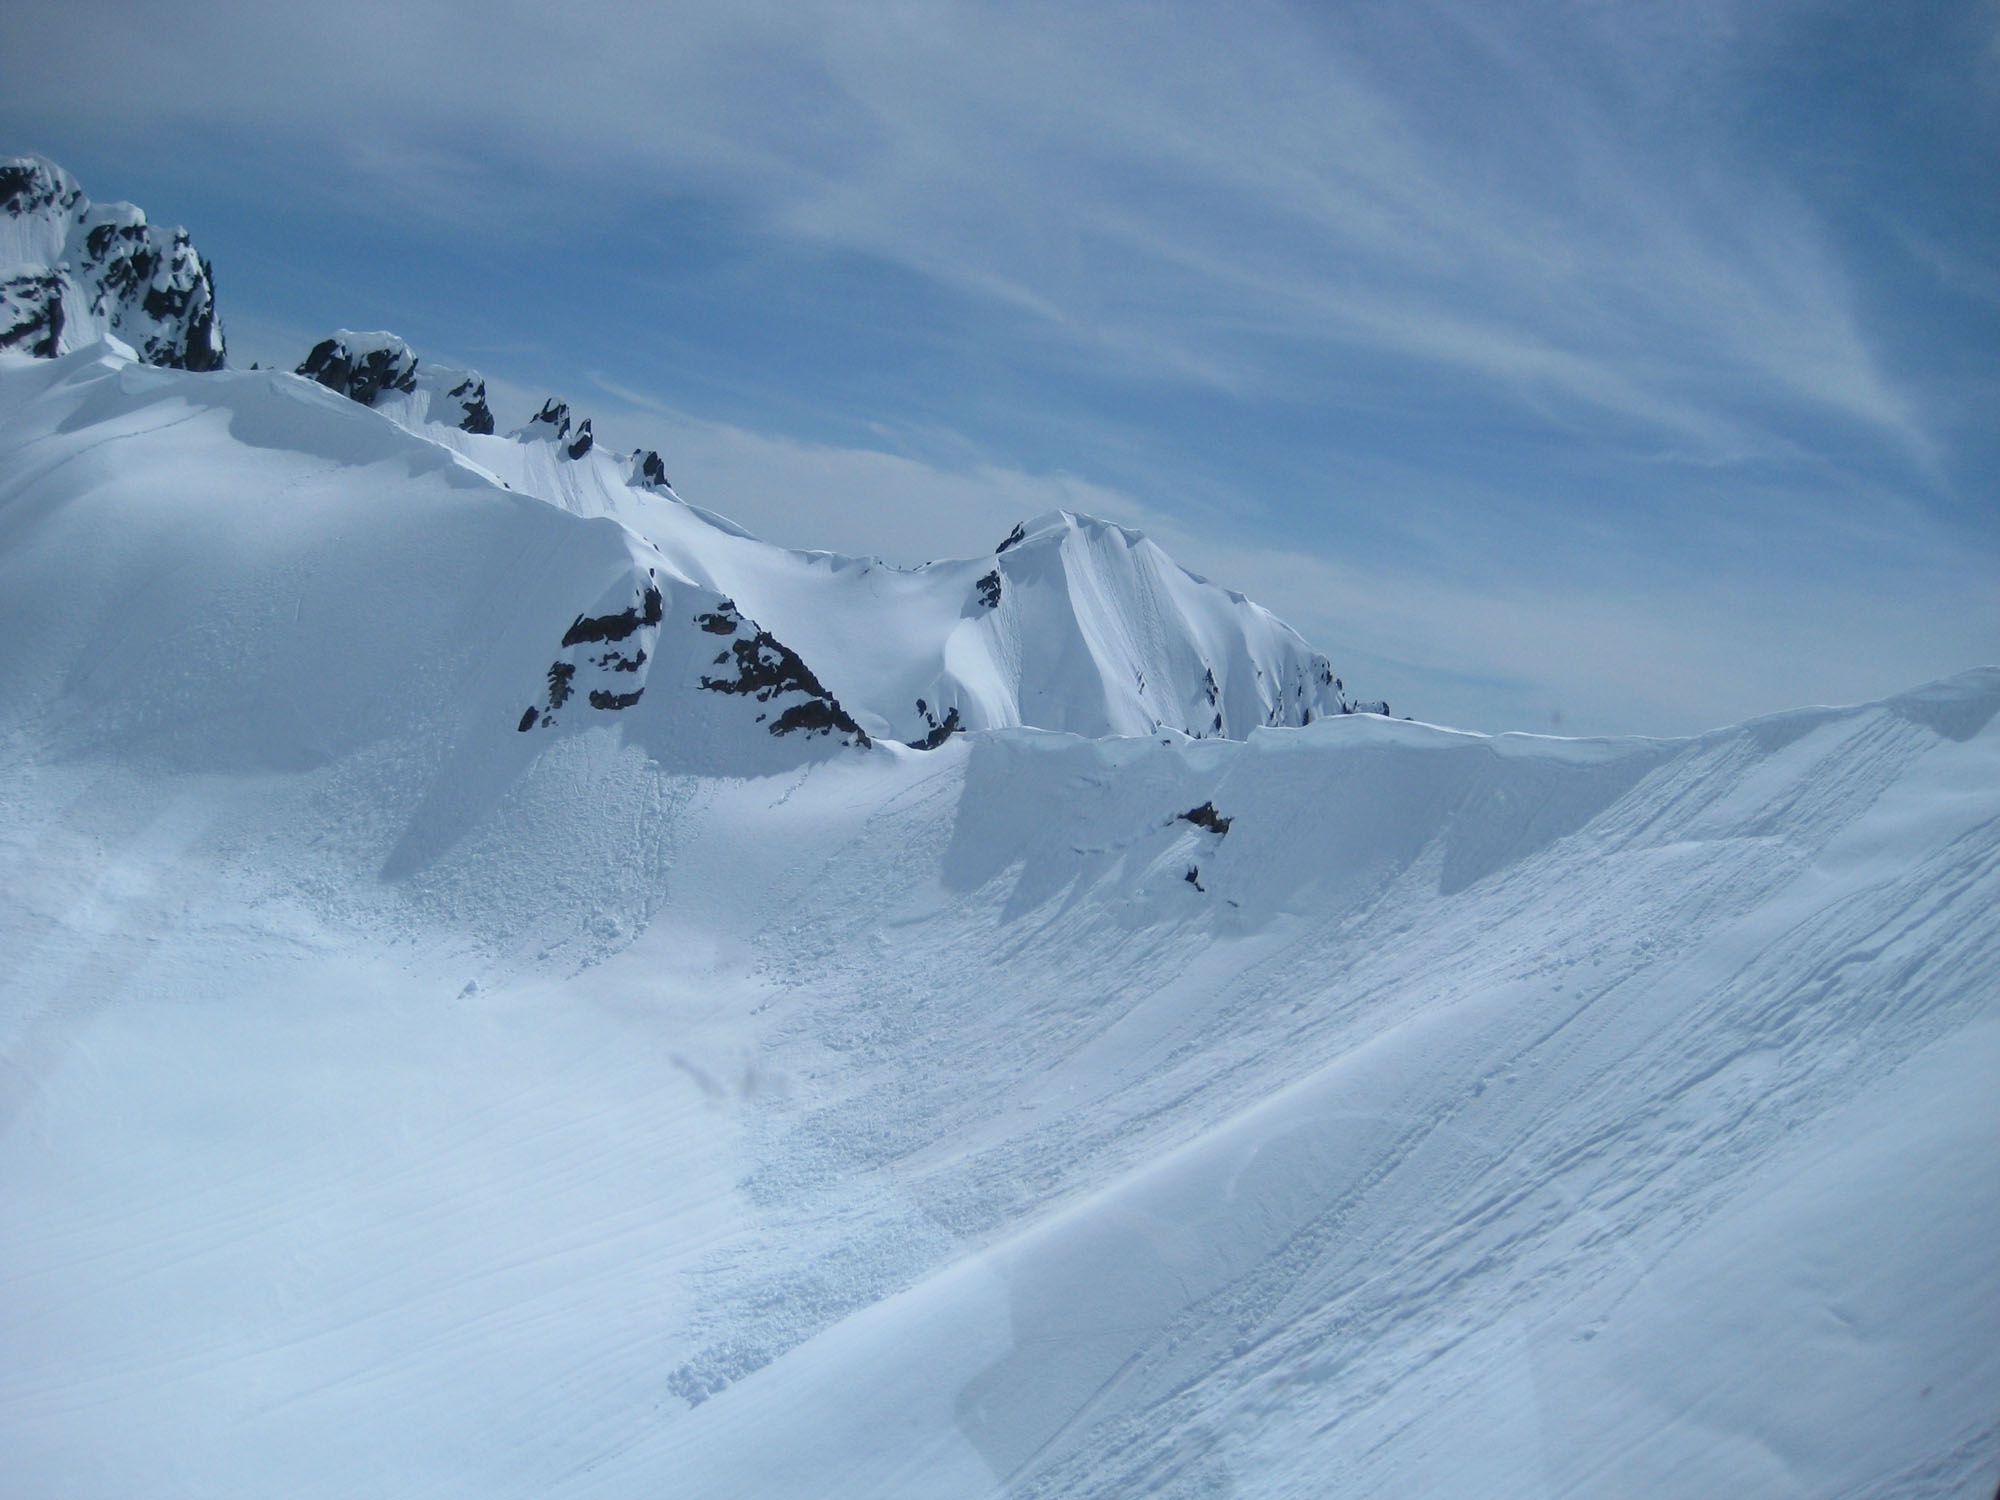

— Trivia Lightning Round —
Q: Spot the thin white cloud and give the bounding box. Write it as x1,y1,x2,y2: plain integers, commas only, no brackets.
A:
584,370,1126,563
3,0,1936,470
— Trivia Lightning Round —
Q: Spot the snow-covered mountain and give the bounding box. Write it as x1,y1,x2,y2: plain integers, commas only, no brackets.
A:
2,168,1996,1500
289,329,1368,745
0,156,223,369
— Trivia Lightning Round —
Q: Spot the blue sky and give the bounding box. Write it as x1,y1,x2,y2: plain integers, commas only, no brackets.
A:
5,0,1996,734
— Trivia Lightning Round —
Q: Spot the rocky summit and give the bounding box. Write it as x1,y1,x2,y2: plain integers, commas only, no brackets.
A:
0,155,223,370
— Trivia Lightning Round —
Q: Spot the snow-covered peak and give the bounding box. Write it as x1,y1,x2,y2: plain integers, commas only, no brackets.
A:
946,505,1360,738
296,330,494,434
0,154,223,370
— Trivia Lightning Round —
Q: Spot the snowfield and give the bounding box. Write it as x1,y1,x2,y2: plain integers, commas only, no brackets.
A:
2,337,1997,1500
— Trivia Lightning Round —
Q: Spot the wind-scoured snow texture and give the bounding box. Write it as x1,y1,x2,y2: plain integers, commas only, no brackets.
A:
296,329,494,434
0,156,223,370
3,347,1998,1500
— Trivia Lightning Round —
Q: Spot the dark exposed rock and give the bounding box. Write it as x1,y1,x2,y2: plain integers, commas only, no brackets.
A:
906,707,962,750
698,608,870,747
521,400,597,458
1185,865,1204,891
630,449,672,490
522,581,668,731
296,333,493,431
297,335,418,405
0,272,64,357
770,699,859,737
704,633,821,702
996,522,1026,553
546,660,576,709
975,570,1002,609
528,399,572,439
561,586,664,646
1179,802,1232,836
447,375,494,434
0,160,82,218
0,156,225,370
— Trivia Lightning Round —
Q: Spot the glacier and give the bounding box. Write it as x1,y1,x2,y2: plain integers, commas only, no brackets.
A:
0,183,1996,1498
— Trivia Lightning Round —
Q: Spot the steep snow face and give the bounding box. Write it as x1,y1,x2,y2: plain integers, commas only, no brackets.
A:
342,360,1359,741
0,156,223,370
297,330,494,433
959,508,1354,737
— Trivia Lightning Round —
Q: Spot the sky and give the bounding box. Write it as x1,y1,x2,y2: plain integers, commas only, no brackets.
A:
4,0,1996,736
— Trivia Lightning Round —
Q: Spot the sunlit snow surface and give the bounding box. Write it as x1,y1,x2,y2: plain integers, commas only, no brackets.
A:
1,345,1996,1498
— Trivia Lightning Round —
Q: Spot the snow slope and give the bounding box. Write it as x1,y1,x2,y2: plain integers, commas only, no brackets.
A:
0,335,1995,1498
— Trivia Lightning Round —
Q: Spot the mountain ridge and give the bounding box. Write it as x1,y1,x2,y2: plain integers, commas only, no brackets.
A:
2,156,1995,1500
0,156,1390,748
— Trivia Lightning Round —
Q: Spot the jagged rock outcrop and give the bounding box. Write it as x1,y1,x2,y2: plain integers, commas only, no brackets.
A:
298,333,417,405
296,330,494,433
693,600,871,746
519,574,665,731
629,449,673,492
441,373,496,436
519,398,594,459
0,156,223,369
1178,801,1232,835
906,701,962,750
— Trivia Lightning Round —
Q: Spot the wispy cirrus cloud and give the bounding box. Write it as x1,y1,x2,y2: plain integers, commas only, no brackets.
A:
5,0,1993,733
2,0,1940,466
